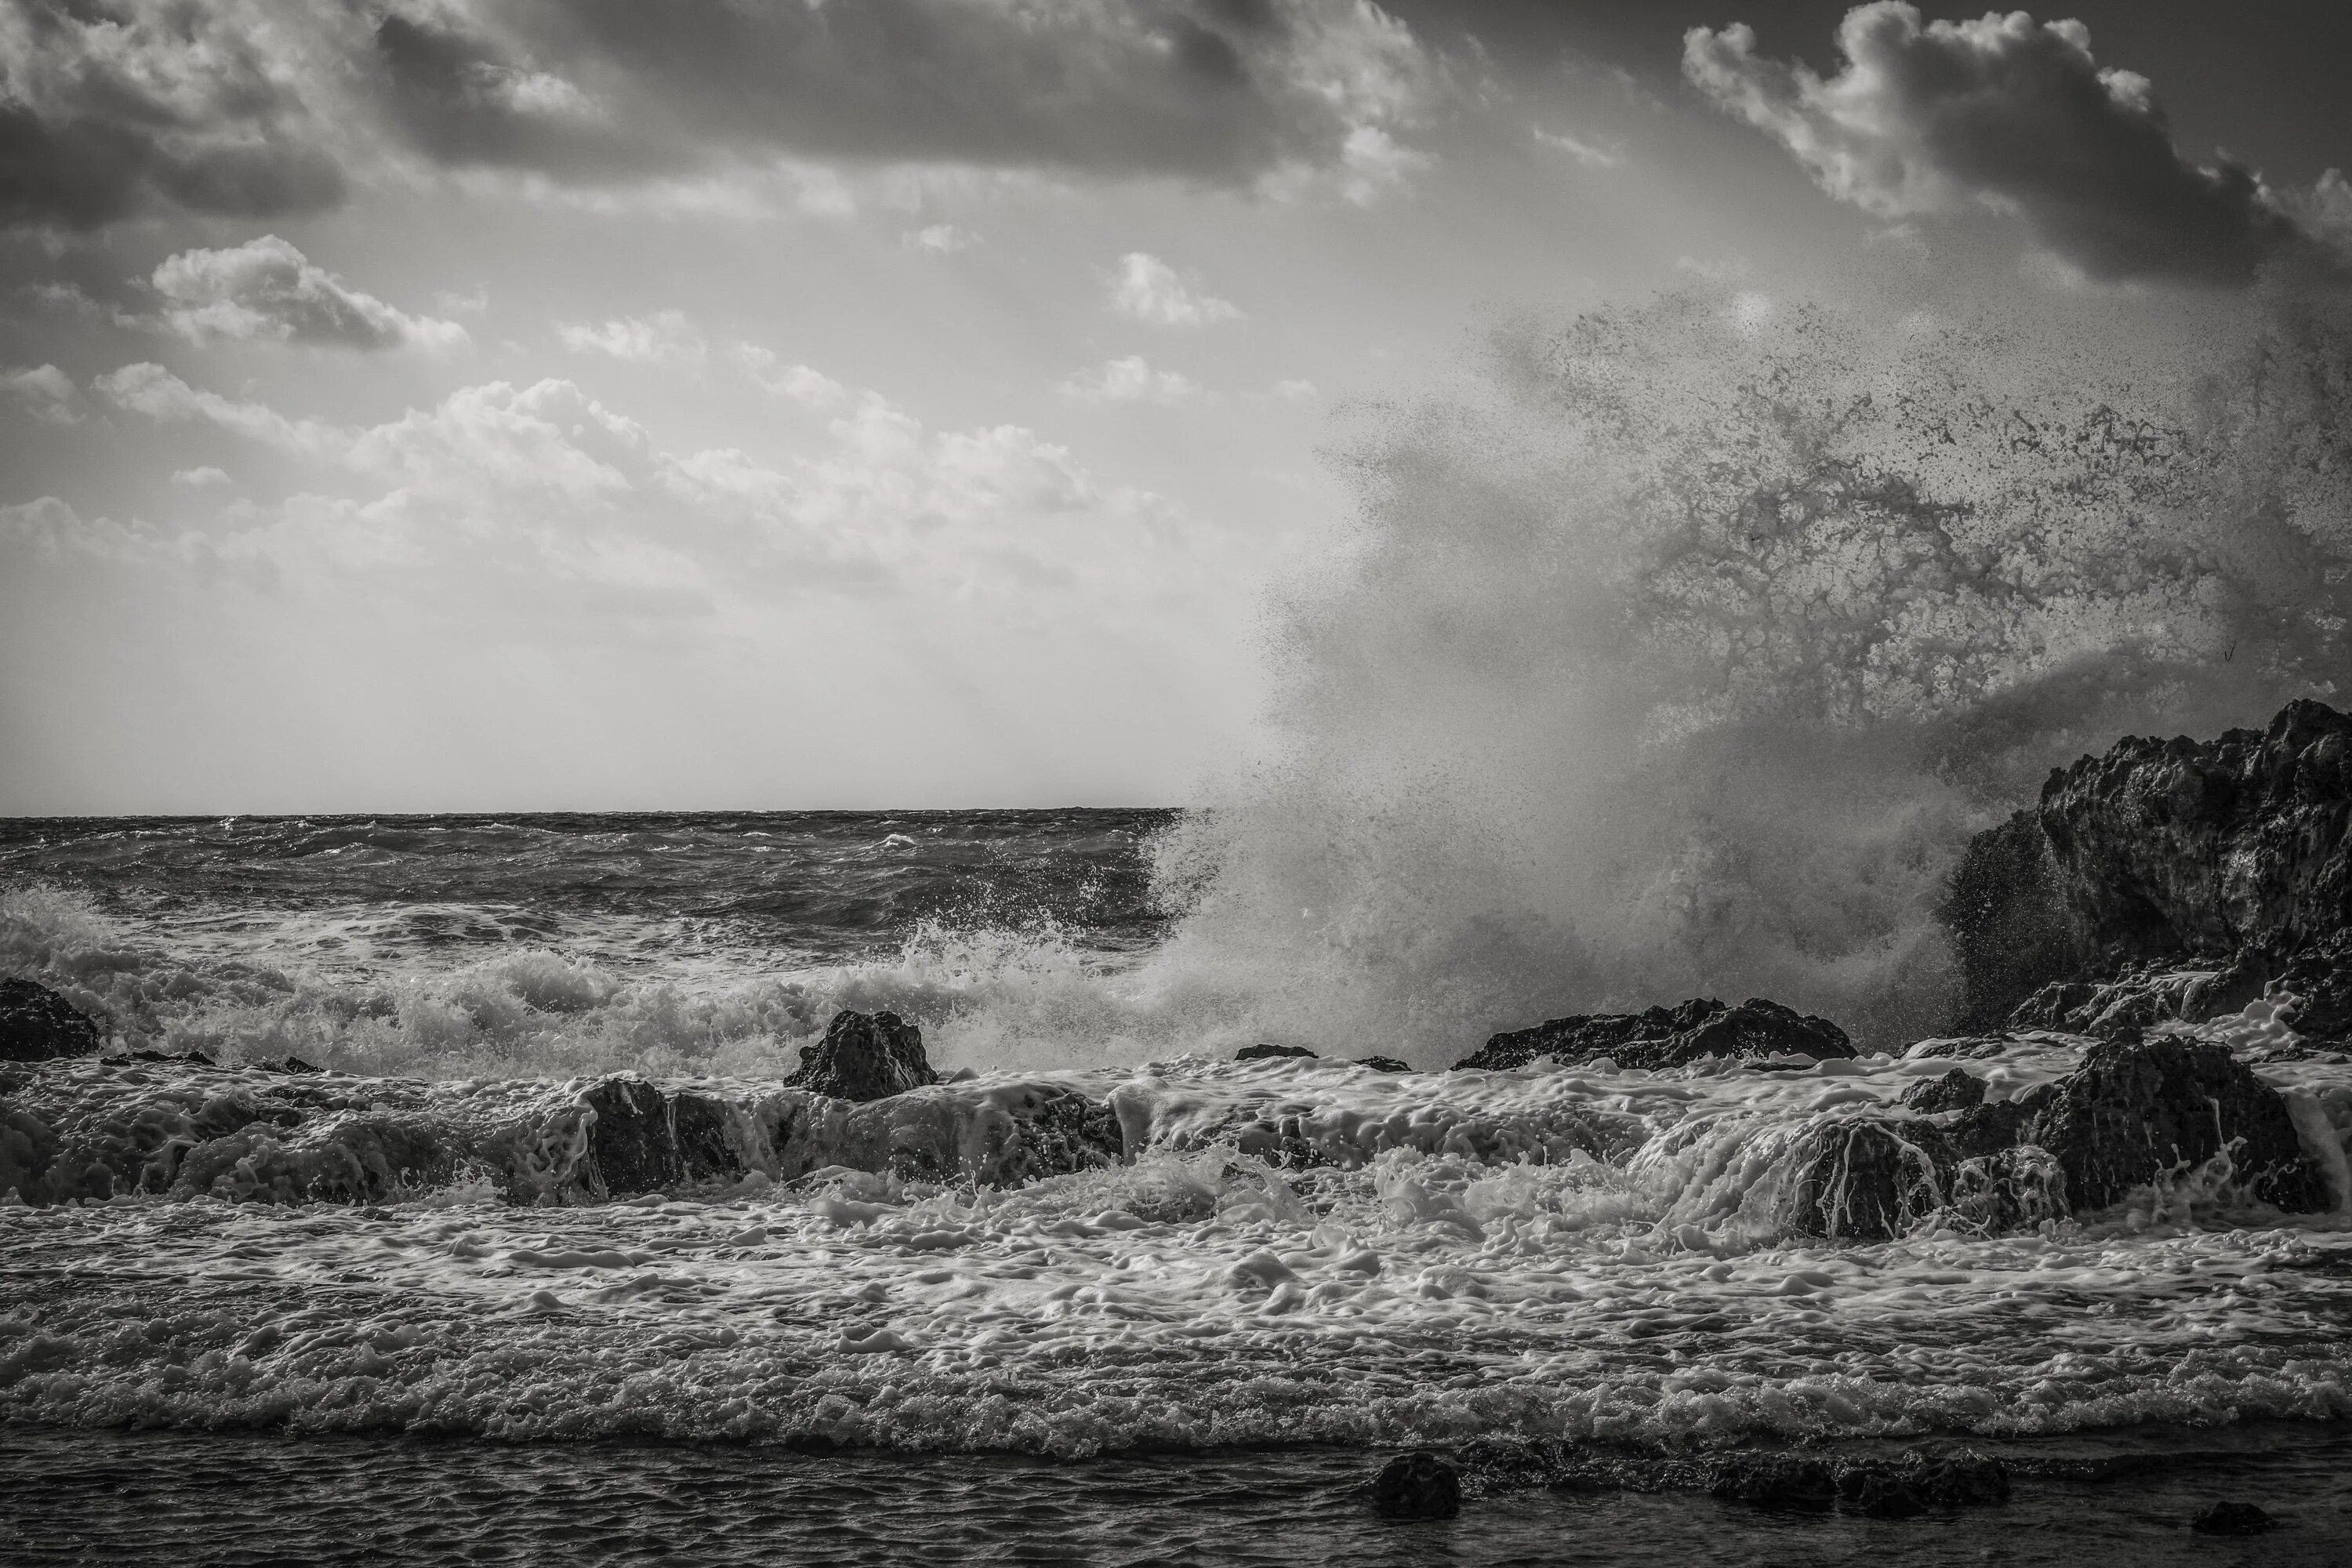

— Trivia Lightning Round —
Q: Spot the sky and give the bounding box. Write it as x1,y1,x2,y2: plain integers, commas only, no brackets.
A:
2,1,2347,814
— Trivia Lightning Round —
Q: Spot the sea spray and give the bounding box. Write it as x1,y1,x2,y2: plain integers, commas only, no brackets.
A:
1151,285,2352,1058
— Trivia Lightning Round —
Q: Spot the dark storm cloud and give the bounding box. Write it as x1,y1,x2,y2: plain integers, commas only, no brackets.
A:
1685,2,2324,285
368,0,1430,188
0,0,346,231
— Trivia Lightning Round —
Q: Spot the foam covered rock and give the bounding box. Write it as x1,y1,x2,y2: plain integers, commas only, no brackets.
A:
1459,996,1854,1073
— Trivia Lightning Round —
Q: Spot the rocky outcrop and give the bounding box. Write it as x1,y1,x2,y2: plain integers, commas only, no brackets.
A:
1235,1043,1316,1061
1950,700,2352,1036
786,1010,938,1101
1460,996,1854,1073
0,978,102,1062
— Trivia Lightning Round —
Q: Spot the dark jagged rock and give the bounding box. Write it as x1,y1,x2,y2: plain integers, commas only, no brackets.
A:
0,978,102,1063
2190,1500,2276,1535
579,1076,742,1199
1370,1451,1461,1519
1950,700,2352,1036
1460,996,1854,1073
2027,1033,2327,1213
1903,1068,1985,1113
1235,1043,1317,1061
1354,1055,1410,1073
967,1084,1123,1186
786,1009,937,1102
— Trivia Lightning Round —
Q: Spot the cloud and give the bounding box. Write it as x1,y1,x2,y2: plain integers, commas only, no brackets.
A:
149,235,468,350
1106,252,1242,327
1059,355,1204,405
1534,127,1624,170
558,310,705,365
369,0,1438,194
0,0,348,231
171,466,230,488
1683,3,2321,284
733,346,850,408
2,363,78,423
93,361,346,456
902,223,979,254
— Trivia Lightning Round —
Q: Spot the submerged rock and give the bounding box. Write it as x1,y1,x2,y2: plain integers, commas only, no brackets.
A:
2190,1500,2276,1535
0,978,102,1063
1370,1451,1461,1519
787,1010,938,1102
1353,1055,1411,1073
1235,1043,1317,1061
1707,1444,2006,1517
1459,996,1853,1073
2028,1033,2327,1213
1901,1068,1985,1113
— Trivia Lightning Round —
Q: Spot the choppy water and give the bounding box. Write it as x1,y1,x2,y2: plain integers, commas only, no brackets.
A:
5,811,2352,1559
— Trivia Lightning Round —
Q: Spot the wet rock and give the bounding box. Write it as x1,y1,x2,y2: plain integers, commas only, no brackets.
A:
1354,1055,1410,1073
2030,1033,2328,1213
2190,1500,2276,1535
1902,1069,1985,1113
579,1077,742,1199
1234,1043,1317,1061
965,1084,1123,1185
786,1010,938,1102
1460,996,1854,1073
1370,1451,1461,1519
0,978,102,1063
1944,809,2085,1031
1789,1118,1947,1240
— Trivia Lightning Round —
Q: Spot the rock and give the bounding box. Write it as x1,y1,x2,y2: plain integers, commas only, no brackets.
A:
1235,1043,1317,1061
1902,1069,1985,1113
0,978,102,1063
2029,1033,2328,1213
1788,1117,1947,1240
1460,996,1854,1073
2190,1500,2276,1535
1354,1055,1410,1073
1948,700,2352,1036
786,1010,938,1102
1370,1451,1461,1519
579,1077,742,1199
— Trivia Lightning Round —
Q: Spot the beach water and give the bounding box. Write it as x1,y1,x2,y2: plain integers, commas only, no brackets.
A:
5,811,2352,1562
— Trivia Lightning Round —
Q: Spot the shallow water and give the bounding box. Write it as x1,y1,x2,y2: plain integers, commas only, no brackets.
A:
8,1425,2351,1566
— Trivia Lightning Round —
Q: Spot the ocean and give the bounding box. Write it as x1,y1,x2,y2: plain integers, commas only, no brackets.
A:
4,811,2352,1563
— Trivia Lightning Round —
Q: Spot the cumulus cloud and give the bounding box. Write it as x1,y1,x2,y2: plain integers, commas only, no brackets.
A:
0,0,347,231
93,362,345,457
1107,252,1242,327
149,236,468,350
1684,3,2321,284
733,346,851,409
558,310,705,365
1059,355,1204,405
171,466,230,488
2,363,78,423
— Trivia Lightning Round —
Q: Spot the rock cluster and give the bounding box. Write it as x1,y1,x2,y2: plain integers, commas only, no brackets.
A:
1949,699,2352,1038
1458,996,1854,1073
1787,1033,2327,1240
